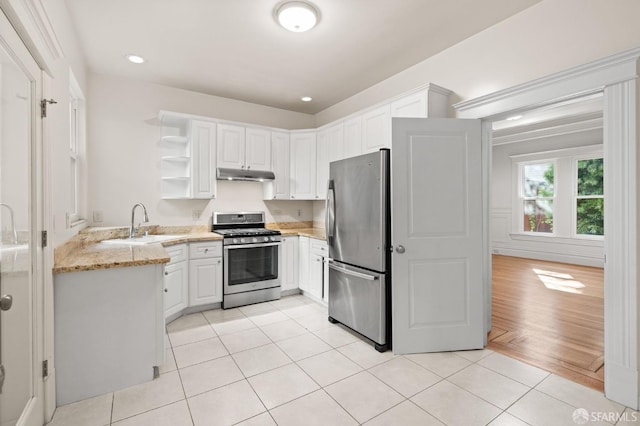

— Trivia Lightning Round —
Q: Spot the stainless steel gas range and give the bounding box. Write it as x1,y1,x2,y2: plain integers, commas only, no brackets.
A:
212,212,282,309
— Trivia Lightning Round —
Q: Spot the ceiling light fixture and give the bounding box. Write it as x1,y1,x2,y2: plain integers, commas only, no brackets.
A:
125,54,145,64
276,1,319,33
301,96,312,102
506,114,523,121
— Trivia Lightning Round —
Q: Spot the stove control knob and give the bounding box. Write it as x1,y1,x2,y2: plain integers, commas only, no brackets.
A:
263,236,269,242
252,237,258,243
240,238,246,244
270,236,276,241
233,238,239,244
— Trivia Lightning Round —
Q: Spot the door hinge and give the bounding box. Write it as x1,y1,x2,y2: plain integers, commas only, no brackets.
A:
40,98,57,118
42,360,48,378
42,230,48,248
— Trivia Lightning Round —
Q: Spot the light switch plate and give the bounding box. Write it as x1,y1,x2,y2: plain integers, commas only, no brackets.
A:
93,210,103,222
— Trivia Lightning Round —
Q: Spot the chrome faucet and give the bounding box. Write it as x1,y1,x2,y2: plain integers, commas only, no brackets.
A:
129,203,150,238
0,203,18,244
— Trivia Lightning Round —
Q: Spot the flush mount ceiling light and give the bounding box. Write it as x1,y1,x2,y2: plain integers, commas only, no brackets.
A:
275,1,319,32
125,54,145,64
301,96,312,102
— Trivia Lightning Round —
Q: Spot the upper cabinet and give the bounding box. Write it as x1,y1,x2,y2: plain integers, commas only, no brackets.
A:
390,85,451,118
361,104,391,154
290,131,317,200
316,123,343,199
343,116,362,159
264,131,290,200
217,124,272,171
159,112,217,200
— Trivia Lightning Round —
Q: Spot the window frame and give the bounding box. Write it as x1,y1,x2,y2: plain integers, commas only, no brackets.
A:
68,71,86,226
572,155,604,240
517,159,557,235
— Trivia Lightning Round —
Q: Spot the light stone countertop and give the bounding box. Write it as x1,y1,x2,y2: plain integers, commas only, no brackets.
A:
54,224,325,274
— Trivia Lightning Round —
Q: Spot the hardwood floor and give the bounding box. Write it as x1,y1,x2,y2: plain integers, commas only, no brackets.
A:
489,254,604,391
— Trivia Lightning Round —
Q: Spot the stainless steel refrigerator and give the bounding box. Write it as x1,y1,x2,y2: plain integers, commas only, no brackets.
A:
325,148,391,352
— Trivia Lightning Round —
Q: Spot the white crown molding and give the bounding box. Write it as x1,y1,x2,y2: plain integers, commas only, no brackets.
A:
492,114,603,146
454,47,640,120
23,0,64,59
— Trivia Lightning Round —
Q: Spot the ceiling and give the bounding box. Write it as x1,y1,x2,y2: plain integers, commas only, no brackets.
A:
64,0,541,114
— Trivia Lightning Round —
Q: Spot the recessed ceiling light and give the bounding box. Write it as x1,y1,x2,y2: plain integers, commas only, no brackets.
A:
506,114,523,121
276,1,319,32
301,96,312,102
125,54,145,64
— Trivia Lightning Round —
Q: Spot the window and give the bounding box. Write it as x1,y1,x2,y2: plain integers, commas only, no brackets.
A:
512,146,604,240
69,71,85,226
576,157,604,236
521,162,554,233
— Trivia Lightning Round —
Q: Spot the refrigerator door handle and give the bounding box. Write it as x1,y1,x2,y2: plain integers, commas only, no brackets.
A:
326,180,335,244
328,262,378,281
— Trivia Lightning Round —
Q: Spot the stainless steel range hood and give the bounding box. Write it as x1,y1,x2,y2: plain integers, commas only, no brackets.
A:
216,168,275,182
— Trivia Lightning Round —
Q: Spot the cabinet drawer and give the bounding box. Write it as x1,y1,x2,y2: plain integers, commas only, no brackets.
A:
166,244,188,264
310,239,328,256
189,241,222,259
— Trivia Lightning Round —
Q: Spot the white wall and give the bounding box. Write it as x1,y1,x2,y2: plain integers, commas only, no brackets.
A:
315,0,640,125
87,73,315,227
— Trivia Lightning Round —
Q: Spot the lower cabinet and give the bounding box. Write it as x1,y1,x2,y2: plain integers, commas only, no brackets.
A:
163,241,223,320
189,242,223,306
164,244,189,319
280,236,299,291
298,236,328,303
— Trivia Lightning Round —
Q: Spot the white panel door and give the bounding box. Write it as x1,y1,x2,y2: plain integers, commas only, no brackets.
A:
216,123,245,169
362,104,391,153
289,132,317,199
0,11,45,426
392,118,484,353
245,127,271,171
190,120,217,199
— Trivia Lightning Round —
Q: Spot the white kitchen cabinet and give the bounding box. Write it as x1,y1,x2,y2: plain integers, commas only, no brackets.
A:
280,236,299,292
309,253,323,300
362,104,391,153
164,244,189,319
263,131,290,200
390,85,452,118
245,127,272,171
159,113,216,199
298,236,310,291
290,131,317,200
316,124,343,199
342,116,362,159
191,120,217,199
217,123,246,169
189,241,223,306
217,124,271,171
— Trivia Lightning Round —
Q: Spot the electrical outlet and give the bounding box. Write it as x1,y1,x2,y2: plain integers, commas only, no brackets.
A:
93,210,103,223
192,210,202,221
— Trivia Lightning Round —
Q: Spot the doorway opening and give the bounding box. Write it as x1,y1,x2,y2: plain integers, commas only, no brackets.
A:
487,95,605,391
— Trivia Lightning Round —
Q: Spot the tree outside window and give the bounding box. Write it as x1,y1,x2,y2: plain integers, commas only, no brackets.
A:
522,162,554,233
576,158,604,236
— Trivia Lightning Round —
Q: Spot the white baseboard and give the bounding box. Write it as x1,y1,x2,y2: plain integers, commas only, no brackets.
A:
491,247,604,267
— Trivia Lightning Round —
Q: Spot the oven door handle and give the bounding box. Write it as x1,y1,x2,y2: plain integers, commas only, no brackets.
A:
224,242,282,250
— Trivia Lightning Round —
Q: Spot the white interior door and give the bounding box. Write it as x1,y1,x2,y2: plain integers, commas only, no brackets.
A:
392,117,485,354
0,9,44,426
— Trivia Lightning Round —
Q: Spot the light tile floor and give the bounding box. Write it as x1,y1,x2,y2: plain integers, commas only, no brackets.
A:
47,294,640,426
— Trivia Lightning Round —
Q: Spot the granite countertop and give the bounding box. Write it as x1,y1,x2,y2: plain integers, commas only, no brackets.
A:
53,225,222,274
280,228,326,240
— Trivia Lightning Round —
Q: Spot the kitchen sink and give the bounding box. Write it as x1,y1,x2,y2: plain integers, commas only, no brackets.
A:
100,235,182,245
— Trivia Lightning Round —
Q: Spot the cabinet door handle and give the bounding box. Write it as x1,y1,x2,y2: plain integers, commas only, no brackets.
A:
164,271,168,276
247,165,251,169
204,248,209,253
217,259,221,264
291,196,295,199
164,288,168,293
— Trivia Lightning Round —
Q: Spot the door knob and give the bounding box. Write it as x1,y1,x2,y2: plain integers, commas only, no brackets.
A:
0,294,13,311
395,245,405,254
